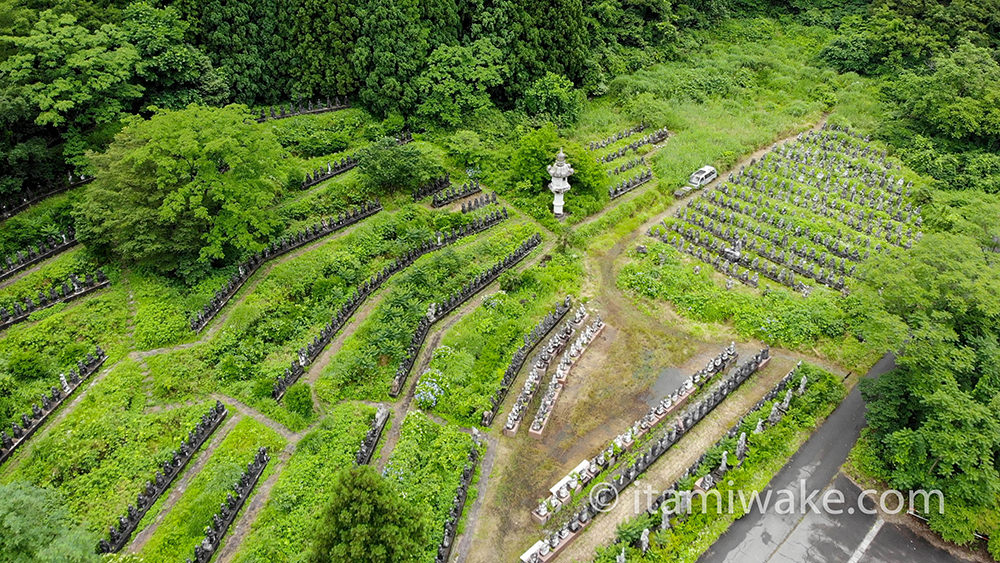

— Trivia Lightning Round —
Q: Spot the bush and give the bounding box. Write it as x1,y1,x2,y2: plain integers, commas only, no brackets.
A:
285,383,314,419
518,72,585,125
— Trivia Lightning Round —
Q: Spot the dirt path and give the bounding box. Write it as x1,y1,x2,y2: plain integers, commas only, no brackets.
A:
454,433,499,563
128,413,241,553
301,288,390,412
211,393,297,440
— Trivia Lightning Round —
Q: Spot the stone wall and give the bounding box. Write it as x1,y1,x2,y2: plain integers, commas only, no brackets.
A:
0,346,106,466
272,209,511,400
389,232,542,397
434,436,481,563
609,169,653,200
0,229,78,282
191,201,382,333
300,156,359,189
0,270,110,331
355,405,390,465
99,401,228,554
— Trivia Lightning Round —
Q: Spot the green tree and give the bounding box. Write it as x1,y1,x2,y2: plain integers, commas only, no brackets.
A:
308,465,430,563
889,41,1000,144
355,137,442,196
415,39,507,127
76,104,287,278
0,481,99,562
501,123,606,216
517,72,585,125
0,10,142,174
116,2,229,108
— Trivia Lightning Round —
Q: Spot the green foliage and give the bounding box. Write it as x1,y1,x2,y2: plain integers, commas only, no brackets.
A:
315,222,537,403
308,464,430,563
2,360,208,535
518,72,585,125
424,252,582,425
383,411,475,562
496,123,606,222
139,417,286,561
284,383,314,419
416,39,507,127
355,138,442,196
886,41,1000,145
76,104,287,278
232,403,375,562
0,481,99,562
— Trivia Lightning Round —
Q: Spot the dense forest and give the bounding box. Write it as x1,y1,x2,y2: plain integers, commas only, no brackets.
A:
4,0,996,198
2,0,1000,560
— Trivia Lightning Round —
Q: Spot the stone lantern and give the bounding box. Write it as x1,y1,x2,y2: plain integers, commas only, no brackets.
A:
547,149,574,217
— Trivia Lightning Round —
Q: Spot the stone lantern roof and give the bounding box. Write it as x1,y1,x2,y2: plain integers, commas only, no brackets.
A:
547,149,574,183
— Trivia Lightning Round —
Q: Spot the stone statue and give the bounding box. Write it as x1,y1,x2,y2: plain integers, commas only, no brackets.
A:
640,528,650,553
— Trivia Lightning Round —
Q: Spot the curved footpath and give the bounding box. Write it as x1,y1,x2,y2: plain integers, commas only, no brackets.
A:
700,353,972,563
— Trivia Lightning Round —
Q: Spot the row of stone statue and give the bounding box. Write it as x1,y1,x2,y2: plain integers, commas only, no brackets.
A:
272,209,510,400
99,401,228,554
617,364,809,557
608,156,645,176
0,174,93,221
731,171,920,245
527,348,773,562
595,127,670,164
190,202,382,333
0,229,77,282
461,192,497,213
186,447,270,563
356,406,390,465
587,123,647,151
431,180,482,208
533,343,738,520
255,96,350,122
505,304,583,435
0,271,109,330
608,169,653,200
391,233,542,397
301,156,359,189
710,186,894,256
481,297,572,426
0,346,106,466
531,312,604,434
434,437,481,563
413,173,451,201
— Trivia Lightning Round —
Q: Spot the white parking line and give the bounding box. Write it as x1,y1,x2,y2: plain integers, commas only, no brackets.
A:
847,518,884,563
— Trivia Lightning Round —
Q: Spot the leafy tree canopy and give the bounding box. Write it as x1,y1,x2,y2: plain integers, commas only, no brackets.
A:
308,465,430,563
355,137,443,196
0,481,99,563
75,104,287,278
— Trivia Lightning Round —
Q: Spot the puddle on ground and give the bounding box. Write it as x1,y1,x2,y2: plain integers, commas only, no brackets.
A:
644,366,685,407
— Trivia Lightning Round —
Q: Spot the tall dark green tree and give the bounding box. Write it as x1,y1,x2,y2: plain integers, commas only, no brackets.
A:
308,465,430,563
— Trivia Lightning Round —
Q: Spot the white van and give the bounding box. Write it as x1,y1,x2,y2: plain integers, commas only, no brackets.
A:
688,165,718,188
